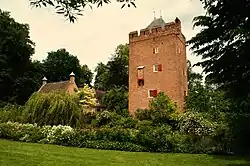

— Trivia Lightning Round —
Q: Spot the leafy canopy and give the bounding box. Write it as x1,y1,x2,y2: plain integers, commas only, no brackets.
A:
42,48,93,86
29,0,137,23
94,44,129,91
22,92,82,127
188,0,250,110
0,9,42,105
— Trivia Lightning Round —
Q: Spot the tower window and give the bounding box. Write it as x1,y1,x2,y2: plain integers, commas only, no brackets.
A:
184,90,188,97
138,79,144,87
153,47,159,54
137,66,144,78
148,89,158,98
153,64,163,72
178,47,181,54
137,66,144,87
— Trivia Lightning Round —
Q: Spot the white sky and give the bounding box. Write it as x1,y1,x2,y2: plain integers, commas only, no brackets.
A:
0,0,205,76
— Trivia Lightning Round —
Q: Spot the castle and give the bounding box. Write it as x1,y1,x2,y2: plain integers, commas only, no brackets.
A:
128,16,188,115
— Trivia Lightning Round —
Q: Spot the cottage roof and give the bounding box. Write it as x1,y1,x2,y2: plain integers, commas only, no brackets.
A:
95,90,106,100
38,81,71,93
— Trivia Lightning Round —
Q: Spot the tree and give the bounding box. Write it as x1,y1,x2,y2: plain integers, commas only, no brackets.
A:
22,91,82,127
187,0,250,111
187,60,203,91
79,64,93,87
102,86,128,116
0,9,40,105
78,84,97,108
42,48,93,86
94,62,109,90
29,0,136,23
94,44,129,90
185,61,231,113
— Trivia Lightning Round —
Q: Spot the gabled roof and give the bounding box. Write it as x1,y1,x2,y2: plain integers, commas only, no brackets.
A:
146,17,166,29
38,81,71,93
95,90,106,100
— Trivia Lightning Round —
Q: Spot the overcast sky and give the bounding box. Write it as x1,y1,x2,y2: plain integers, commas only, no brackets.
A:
0,0,205,75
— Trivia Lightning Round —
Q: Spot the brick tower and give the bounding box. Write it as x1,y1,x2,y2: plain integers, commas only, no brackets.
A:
128,17,188,115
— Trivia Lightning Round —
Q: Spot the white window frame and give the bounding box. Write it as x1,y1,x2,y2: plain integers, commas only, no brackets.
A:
148,89,157,98
137,66,145,70
178,47,181,54
153,64,158,72
154,47,159,54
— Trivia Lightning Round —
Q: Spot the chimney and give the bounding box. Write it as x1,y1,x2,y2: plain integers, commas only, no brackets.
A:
42,77,47,85
175,17,181,30
69,72,75,83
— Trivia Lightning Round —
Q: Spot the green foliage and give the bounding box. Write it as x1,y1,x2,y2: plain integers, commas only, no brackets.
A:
29,0,137,23
102,86,128,116
80,65,93,87
186,61,231,113
42,48,93,86
188,0,250,111
0,122,146,152
0,9,42,105
0,104,24,123
136,92,178,124
93,111,137,128
78,84,97,108
94,44,129,91
22,92,82,127
149,92,177,113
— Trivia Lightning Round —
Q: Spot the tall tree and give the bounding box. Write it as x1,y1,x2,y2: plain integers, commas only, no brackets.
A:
94,44,129,91
186,60,231,113
79,64,93,87
187,0,250,111
0,9,39,105
29,0,136,23
94,62,109,90
42,48,93,86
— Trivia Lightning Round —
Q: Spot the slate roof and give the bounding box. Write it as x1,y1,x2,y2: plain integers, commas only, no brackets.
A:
146,17,166,29
95,90,106,101
38,81,71,93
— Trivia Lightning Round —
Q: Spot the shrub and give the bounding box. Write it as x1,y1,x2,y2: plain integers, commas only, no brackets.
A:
0,122,146,152
135,92,178,125
78,84,97,108
0,104,24,123
22,92,82,127
101,86,129,116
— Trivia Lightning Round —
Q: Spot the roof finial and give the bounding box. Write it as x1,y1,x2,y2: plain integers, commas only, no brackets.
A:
153,9,156,20
69,72,75,77
160,10,162,18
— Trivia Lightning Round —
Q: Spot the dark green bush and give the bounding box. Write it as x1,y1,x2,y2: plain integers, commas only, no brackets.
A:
0,122,146,152
22,92,82,127
101,86,129,116
0,104,24,123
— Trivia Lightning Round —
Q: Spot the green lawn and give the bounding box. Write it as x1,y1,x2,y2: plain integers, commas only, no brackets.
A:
0,139,249,166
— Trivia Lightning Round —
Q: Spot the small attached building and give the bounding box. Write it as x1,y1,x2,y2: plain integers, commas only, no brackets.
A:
38,72,106,111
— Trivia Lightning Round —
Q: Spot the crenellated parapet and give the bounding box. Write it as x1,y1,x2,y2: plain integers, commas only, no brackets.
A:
129,17,183,43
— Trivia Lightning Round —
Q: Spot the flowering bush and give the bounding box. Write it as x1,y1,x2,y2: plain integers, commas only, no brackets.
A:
0,122,145,152
78,84,97,108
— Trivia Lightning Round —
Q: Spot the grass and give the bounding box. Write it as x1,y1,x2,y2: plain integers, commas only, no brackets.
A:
0,139,250,166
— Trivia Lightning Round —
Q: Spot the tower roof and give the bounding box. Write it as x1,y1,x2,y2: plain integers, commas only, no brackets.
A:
146,17,166,30
69,72,75,76
42,77,47,81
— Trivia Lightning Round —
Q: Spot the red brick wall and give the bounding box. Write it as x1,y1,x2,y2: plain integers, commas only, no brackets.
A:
128,18,188,115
